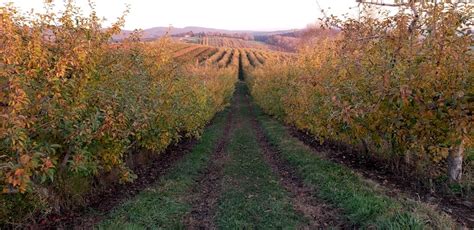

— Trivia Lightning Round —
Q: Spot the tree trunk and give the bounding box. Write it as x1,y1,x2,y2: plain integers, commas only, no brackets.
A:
447,140,464,183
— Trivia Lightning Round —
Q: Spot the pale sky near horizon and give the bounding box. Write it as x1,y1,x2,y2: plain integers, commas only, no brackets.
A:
1,0,363,31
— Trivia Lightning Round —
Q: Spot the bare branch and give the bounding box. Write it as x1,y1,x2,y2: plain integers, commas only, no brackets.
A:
355,35,388,41
356,0,409,7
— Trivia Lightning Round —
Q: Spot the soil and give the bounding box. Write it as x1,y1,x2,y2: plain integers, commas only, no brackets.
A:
182,96,235,229
289,127,474,228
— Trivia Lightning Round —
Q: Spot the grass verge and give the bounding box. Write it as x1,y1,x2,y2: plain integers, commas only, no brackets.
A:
98,109,230,229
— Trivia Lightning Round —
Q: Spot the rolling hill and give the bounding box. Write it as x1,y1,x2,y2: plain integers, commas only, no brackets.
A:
113,26,298,41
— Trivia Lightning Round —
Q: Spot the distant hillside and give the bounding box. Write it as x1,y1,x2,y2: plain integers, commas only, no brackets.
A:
112,26,298,41
111,26,339,52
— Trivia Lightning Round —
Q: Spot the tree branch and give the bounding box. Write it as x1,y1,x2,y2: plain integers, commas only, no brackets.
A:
356,0,409,7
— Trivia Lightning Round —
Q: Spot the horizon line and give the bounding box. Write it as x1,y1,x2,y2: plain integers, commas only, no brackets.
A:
119,25,305,32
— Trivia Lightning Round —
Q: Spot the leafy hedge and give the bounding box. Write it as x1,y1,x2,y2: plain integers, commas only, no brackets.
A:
0,2,237,224
248,3,473,183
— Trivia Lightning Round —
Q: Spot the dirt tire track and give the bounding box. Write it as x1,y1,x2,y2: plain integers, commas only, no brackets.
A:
243,94,350,229
183,101,235,229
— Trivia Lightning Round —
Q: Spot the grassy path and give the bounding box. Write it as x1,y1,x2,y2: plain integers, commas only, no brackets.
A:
214,82,303,229
182,92,235,228
99,81,454,229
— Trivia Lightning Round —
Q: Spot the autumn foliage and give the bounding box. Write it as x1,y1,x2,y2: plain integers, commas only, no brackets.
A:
0,1,237,222
248,3,473,185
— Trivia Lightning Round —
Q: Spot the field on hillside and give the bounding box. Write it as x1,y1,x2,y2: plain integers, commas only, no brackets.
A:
178,36,288,51
169,42,294,67
1,1,473,229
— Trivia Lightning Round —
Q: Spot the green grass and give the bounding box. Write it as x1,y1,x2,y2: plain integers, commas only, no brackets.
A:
98,109,230,229
251,95,454,229
462,148,474,196
97,81,454,229
216,82,304,229
467,149,474,162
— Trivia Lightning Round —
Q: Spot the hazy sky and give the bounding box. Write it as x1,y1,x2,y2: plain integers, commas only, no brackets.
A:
1,0,362,31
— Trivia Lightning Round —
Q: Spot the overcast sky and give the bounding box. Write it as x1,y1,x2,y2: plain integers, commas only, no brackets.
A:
1,0,363,31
